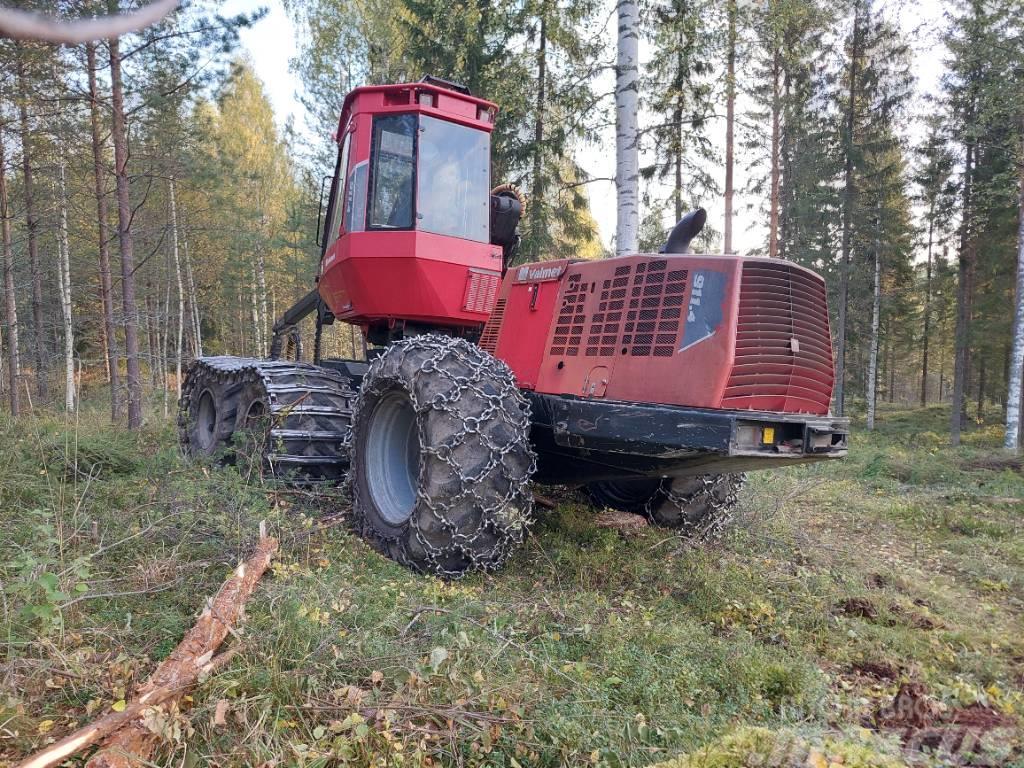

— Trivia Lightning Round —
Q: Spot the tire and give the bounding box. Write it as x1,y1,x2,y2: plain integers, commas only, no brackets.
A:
587,473,745,539
181,366,238,459
349,335,536,577
586,478,662,514
179,357,354,482
647,474,746,539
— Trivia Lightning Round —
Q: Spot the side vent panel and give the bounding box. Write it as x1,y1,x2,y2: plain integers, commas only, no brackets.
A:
462,269,501,314
479,297,505,354
548,263,689,359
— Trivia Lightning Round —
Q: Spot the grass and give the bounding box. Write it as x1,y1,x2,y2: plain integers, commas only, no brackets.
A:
1,399,1022,767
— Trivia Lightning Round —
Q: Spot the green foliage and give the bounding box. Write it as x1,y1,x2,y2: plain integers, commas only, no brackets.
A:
650,727,911,768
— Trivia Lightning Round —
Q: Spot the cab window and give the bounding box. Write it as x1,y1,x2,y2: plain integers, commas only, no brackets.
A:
325,130,351,249
417,115,490,242
368,114,416,229
345,161,368,233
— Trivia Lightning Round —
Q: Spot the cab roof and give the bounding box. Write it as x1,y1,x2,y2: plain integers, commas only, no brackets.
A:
335,81,499,142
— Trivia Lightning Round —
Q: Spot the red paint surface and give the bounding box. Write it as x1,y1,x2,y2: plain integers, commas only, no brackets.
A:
318,82,501,333
487,254,835,415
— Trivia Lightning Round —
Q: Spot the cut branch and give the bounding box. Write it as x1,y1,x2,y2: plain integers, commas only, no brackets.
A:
15,529,278,768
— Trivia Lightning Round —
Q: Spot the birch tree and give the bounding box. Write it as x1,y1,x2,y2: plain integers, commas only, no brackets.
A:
55,159,75,413
724,0,737,253
1004,127,1024,451
615,0,640,255
833,0,863,416
0,115,19,417
866,210,881,429
169,176,185,397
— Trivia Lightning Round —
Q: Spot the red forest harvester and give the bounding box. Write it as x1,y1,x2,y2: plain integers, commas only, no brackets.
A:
179,77,849,577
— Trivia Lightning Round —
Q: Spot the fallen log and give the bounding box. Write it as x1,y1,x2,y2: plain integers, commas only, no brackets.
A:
16,529,278,768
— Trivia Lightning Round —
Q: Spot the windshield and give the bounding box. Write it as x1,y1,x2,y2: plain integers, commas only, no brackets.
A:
368,114,416,229
416,115,490,243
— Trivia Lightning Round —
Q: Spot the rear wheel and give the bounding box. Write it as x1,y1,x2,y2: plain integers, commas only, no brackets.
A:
182,371,236,458
586,474,745,540
349,335,535,577
586,478,662,514
647,474,745,539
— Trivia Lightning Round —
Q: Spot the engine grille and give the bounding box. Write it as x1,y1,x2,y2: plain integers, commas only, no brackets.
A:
550,274,587,356
620,260,687,357
721,261,834,414
479,298,505,354
550,261,688,358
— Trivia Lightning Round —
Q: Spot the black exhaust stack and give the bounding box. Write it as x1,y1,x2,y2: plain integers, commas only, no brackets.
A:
660,207,707,254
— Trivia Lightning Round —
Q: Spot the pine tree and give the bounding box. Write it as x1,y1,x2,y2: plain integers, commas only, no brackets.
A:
943,0,1014,444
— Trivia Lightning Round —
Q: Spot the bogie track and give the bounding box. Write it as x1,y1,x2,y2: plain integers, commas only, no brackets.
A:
178,356,356,482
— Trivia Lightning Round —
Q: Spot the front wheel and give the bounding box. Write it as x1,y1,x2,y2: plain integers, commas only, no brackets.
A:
349,335,536,577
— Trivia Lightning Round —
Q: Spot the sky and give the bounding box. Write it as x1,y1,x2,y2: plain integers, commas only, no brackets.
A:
223,0,950,255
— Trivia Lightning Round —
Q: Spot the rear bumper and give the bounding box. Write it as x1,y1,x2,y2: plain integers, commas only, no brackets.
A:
526,393,848,484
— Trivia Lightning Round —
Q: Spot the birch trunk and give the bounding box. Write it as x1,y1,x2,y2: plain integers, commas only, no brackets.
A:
15,44,47,402
86,41,122,422
181,215,202,356
615,0,640,255
56,161,75,413
169,178,184,397
255,245,268,357
144,287,158,388
250,270,260,355
162,257,171,417
0,125,20,417
110,31,143,429
1005,133,1024,449
530,9,547,260
835,1,862,417
866,213,881,430
724,0,736,253
921,213,934,406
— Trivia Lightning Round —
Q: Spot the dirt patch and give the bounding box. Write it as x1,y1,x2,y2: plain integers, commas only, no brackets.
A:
962,455,1023,473
866,572,889,589
872,683,1020,766
833,597,878,620
948,703,1016,730
874,682,943,729
850,659,900,680
889,602,940,630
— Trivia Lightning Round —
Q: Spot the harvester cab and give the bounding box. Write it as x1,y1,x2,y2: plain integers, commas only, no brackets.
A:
179,77,850,578
316,79,520,346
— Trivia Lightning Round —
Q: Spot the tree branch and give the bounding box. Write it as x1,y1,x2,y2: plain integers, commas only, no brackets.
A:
0,0,179,44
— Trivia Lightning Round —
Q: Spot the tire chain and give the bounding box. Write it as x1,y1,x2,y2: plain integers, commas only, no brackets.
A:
178,356,356,482
349,335,537,578
645,473,747,541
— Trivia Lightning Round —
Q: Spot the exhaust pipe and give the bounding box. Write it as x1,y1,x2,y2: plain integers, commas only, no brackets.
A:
660,207,707,254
